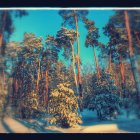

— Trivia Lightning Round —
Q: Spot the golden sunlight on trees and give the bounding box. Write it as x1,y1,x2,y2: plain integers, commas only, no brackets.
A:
1,10,140,133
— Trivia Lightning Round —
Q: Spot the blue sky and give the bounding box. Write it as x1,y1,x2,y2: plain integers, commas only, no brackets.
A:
10,10,115,68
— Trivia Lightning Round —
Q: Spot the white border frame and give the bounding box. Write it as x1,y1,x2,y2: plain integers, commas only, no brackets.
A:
0,8,140,10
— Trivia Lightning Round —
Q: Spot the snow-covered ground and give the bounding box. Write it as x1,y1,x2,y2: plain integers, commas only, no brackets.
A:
0,120,8,133
0,117,36,133
44,109,140,133
0,109,140,133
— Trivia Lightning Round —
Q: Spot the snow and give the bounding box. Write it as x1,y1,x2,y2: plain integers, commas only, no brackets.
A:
117,109,138,120
0,109,140,133
0,117,36,133
0,120,8,133
44,109,140,133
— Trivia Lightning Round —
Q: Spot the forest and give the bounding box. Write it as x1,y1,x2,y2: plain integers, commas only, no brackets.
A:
0,9,140,133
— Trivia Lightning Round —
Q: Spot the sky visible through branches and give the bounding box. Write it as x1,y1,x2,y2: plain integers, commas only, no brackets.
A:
10,10,114,68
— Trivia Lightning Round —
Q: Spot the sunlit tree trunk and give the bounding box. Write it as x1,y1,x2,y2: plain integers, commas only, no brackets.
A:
107,51,112,74
114,65,119,86
124,11,140,104
45,69,49,107
36,60,41,92
70,41,79,95
0,33,3,47
93,46,101,79
119,55,126,97
73,11,83,112
74,11,83,98
120,56,125,84
124,11,134,56
14,78,18,93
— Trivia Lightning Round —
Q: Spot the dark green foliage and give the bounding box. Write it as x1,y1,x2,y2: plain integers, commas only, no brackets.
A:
59,10,88,29
55,27,77,60
11,33,62,118
85,70,121,120
11,33,45,118
95,93,121,120
83,17,100,48
0,10,28,55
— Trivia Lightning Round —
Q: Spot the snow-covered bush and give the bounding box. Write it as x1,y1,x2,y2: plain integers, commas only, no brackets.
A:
48,83,82,128
86,70,121,120
95,93,121,120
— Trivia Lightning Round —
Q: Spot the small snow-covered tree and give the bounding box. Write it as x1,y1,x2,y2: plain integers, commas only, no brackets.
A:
95,92,121,120
87,70,122,120
48,83,82,128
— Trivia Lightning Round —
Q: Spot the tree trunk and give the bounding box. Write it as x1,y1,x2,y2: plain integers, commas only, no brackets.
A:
107,52,112,74
45,69,49,107
74,11,83,98
124,10,140,104
70,41,79,95
36,60,41,92
119,55,125,84
93,46,101,78
0,11,7,55
124,11,134,56
12,77,16,105
114,65,119,86
0,32,3,47
119,55,126,97
73,11,83,112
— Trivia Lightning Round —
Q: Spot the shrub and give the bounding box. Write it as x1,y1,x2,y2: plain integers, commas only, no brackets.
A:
48,83,82,128
86,70,121,120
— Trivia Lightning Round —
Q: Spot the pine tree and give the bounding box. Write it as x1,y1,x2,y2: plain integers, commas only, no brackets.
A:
42,35,60,107
103,10,140,115
48,83,82,128
59,10,88,98
103,16,128,91
56,27,78,95
124,11,140,113
0,10,28,55
86,70,121,120
12,33,44,118
83,17,104,79
0,11,28,116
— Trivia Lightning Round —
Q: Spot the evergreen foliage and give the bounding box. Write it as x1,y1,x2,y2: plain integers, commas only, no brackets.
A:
86,70,121,120
20,90,39,119
48,83,82,128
